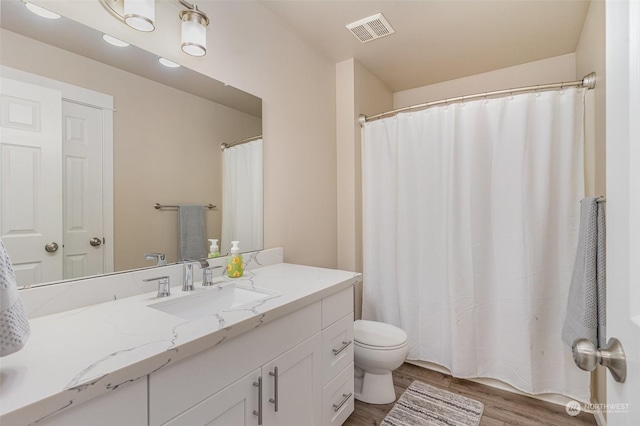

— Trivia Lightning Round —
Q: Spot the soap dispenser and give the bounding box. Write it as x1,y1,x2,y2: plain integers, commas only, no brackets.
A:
227,241,243,278
208,239,220,258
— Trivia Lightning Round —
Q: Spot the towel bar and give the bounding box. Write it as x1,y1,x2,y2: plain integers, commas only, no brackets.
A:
154,203,216,210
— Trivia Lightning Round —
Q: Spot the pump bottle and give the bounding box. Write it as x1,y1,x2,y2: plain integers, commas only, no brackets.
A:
208,239,220,258
227,241,243,278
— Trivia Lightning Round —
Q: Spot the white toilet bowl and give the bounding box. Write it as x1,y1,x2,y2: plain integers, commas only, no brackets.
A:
353,320,409,404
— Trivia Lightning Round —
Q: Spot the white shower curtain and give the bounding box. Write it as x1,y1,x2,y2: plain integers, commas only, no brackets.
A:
362,88,590,401
221,139,263,255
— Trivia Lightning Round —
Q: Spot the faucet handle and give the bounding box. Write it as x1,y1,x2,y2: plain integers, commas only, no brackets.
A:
144,276,171,297
202,265,223,286
182,258,210,269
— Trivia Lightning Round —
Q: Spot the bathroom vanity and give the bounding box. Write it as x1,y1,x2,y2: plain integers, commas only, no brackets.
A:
0,249,359,426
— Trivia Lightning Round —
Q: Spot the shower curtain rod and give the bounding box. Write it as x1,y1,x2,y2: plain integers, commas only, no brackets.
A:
220,134,263,151
359,72,596,126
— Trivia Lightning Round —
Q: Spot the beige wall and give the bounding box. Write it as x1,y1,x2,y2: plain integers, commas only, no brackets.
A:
0,29,261,271
394,53,577,109
576,0,606,197
336,58,392,319
336,59,357,273
31,0,338,269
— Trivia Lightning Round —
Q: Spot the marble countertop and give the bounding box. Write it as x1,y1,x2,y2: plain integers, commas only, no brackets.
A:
0,263,361,425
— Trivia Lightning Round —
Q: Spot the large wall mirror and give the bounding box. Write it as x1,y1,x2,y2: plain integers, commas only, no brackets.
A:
0,0,263,288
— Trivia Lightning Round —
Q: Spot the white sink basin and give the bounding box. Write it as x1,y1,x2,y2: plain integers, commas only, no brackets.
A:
148,282,273,322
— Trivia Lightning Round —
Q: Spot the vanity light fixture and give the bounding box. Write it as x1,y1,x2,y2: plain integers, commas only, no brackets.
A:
99,0,155,32
99,0,210,56
102,34,130,47
179,5,209,57
123,0,155,32
23,1,61,19
158,57,180,68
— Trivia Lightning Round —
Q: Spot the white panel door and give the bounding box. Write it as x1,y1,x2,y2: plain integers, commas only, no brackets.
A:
262,334,323,426
605,1,640,424
0,77,62,286
62,101,104,280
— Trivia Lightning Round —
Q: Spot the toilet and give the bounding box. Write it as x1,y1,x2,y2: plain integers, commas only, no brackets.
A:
353,320,409,404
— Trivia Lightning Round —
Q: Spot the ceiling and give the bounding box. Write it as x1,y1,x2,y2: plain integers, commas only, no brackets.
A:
2,0,592,96
259,0,592,92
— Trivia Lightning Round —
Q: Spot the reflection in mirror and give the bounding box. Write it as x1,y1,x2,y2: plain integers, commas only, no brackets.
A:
221,136,263,255
0,0,263,288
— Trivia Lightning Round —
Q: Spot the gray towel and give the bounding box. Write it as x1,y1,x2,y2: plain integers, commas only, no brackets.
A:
0,240,30,357
562,197,606,348
178,205,207,261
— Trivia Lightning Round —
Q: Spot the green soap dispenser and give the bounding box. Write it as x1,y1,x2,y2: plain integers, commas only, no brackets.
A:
227,241,243,278
208,239,220,258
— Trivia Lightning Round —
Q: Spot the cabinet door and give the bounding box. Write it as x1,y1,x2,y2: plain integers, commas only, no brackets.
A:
164,369,260,426
262,333,323,426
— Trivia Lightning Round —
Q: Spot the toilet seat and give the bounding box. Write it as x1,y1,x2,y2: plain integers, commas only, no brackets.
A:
354,320,408,349
354,340,407,351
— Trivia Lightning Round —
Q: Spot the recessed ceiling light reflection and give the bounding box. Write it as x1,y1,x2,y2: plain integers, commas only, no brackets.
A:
102,34,130,47
158,57,180,68
24,2,61,19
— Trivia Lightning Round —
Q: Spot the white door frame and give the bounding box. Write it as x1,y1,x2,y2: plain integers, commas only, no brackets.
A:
605,0,640,424
0,65,114,276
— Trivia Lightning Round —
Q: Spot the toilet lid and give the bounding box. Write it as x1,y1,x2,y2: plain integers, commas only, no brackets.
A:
354,320,408,348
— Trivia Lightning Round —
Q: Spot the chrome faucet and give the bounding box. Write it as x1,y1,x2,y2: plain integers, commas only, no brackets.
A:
182,258,210,291
202,265,223,286
144,252,167,266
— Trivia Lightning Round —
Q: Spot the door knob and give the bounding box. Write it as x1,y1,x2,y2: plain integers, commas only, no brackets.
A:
572,337,627,383
44,242,59,253
90,237,102,247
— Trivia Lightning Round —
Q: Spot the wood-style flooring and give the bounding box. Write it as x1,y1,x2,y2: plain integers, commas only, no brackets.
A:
344,363,597,426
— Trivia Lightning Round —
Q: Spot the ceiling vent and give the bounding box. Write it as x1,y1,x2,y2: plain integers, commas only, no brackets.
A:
346,13,395,43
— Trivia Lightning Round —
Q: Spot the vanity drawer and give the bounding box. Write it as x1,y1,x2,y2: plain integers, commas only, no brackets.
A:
322,313,354,385
322,363,354,426
321,286,353,328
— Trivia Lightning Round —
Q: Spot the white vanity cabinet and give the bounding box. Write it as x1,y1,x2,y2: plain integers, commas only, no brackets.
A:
150,287,354,426
163,335,323,426
34,378,147,426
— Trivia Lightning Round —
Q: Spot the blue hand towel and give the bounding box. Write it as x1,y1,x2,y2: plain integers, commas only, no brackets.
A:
178,205,207,261
562,197,606,348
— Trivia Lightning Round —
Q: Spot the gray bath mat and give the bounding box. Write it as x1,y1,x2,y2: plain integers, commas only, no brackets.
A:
381,380,484,426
